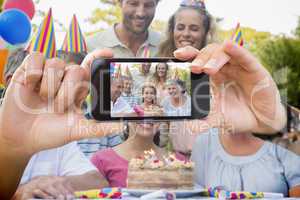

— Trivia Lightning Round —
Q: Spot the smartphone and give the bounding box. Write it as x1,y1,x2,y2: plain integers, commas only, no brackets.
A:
90,58,210,121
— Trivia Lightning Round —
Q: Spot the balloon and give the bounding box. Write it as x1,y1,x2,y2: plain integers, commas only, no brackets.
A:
0,9,31,45
3,0,35,19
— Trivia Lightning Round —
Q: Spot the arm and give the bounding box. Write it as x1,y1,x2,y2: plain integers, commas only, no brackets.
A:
289,186,300,197
66,170,109,191
12,176,74,200
0,143,31,200
11,171,109,200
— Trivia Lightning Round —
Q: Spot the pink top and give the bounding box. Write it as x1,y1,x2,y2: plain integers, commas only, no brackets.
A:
91,149,187,188
91,148,128,188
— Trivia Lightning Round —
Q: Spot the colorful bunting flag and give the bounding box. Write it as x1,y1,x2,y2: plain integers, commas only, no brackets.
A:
61,15,87,53
231,22,244,46
142,45,151,58
26,8,56,58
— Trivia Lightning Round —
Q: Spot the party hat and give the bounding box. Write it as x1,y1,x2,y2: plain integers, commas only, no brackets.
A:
180,0,206,9
114,63,122,78
123,65,132,79
61,14,87,53
231,22,244,46
26,8,56,58
124,65,132,78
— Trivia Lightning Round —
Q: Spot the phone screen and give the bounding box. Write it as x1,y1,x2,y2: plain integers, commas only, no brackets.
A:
110,61,191,118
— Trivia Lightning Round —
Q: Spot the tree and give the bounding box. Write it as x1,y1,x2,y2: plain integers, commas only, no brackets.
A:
0,0,4,12
87,0,167,34
257,37,300,108
217,26,271,54
295,16,300,39
88,0,122,29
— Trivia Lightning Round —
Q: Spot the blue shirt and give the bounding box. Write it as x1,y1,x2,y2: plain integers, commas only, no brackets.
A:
78,135,123,158
191,128,300,197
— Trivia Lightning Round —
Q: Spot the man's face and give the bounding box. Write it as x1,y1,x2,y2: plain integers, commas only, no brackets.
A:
141,63,151,74
120,0,158,34
123,79,133,94
111,79,123,101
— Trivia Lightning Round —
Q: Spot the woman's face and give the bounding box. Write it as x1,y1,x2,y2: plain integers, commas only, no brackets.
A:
156,63,167,78
129,122,159,138
143,87,156,104
173,9,205,50
167,83,181,97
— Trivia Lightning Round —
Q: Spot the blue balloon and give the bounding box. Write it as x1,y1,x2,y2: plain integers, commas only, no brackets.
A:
0,9,32,45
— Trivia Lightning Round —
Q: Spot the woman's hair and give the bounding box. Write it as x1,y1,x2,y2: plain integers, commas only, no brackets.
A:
151,63,169,85
158,6,216,57
141,84,157,104
165,79,187,94
4,48,28,81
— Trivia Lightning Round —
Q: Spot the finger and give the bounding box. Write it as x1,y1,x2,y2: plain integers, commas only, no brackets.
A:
189,43,220,74
81,48,114,75
24,52,45,90
53,183,71,196
43,185,61,198
201,44,231,75
223,40,262,73
32,189,54,199
173,46,200,61
64,182,75,195
39,58,65,101
54,66,88,113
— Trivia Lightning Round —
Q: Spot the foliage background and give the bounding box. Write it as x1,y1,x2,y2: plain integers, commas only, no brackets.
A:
30,0,300,108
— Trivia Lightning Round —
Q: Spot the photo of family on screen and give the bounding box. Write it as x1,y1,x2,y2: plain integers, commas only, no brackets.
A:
110,62,191,118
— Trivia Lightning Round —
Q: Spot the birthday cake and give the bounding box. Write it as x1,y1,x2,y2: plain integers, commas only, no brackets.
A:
127,150,194,189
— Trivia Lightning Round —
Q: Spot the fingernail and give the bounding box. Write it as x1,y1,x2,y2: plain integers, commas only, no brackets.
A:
174,48,185,54
191,59,204,67
203,59,218,69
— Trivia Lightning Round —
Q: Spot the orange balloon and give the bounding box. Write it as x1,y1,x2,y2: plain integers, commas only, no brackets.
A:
0,49,9,85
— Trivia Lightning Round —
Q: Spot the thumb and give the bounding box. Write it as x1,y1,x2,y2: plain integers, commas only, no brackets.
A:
81,48,114,76
173,46,200,61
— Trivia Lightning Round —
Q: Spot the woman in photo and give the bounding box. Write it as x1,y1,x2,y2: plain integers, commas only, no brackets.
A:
148,63,170,104
134,84,164,117
162,79,191,117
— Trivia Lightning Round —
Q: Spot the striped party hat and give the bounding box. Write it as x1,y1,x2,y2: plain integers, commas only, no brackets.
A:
231,22,244,46
180,0,206,9
26,8,56,58
114,63,122,78
61,15,87,53
124,65,132,79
